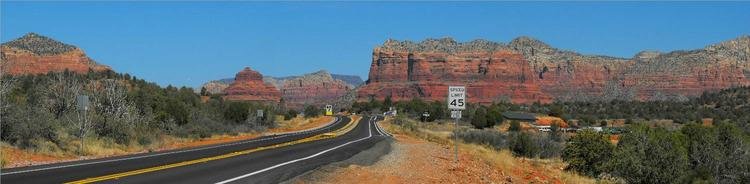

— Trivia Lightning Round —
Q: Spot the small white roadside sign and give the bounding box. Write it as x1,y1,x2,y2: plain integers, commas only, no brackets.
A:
450,110,462,119
447,86,466,110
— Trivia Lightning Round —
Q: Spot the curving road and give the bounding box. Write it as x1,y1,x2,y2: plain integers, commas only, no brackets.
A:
0,115,390,184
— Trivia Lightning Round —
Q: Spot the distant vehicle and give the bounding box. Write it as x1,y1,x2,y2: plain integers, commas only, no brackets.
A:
383,110,397,116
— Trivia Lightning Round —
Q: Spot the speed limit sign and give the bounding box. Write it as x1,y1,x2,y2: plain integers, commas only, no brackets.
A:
447,86,466,110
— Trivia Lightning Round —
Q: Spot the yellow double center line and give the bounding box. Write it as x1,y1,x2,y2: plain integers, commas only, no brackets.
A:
66,116,360,184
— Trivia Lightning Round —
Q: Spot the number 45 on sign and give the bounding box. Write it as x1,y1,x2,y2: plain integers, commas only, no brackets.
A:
448,86,466,110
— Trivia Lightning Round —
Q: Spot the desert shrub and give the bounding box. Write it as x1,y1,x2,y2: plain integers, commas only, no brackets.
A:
1,71,281,156
456,129,561,158
550,122,563,142
455,129,509,150
2,104,59,149
509,132,539,158
486,105,504,126
606,124,689,184
245,108,276,129
508,120,521,132
284,109,298,120
536,133,564,158
223,102,250,124
681,122,750,183
562,129,614,177
392,114,418,132
304,105,321,118
471,107,488,129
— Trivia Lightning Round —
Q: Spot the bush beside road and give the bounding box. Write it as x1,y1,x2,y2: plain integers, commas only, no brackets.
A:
300,115,594,184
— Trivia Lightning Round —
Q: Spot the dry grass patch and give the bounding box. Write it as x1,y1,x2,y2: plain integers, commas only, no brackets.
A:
272,116,335,133
381,116,596,184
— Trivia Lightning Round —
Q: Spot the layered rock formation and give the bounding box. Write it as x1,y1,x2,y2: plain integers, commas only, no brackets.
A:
201,81,230,95
203,70,359,109
331,74,364,87
276,70,352,109
202,72,362,95
358,36,750,104
1,33,111,75
223,67,281,102
263,71,362,89
200,78,235,95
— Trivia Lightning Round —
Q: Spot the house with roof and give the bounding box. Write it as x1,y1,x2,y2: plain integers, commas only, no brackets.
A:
501,111,569,132
501,112,537,123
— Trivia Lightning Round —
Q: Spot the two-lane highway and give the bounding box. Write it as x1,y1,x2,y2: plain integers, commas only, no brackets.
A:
1,115,391,184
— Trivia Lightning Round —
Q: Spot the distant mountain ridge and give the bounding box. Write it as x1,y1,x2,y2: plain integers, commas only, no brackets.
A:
359,35,750,103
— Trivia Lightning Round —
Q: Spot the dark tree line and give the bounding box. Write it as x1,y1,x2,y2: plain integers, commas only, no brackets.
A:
563,122,749,183
1,70,280,154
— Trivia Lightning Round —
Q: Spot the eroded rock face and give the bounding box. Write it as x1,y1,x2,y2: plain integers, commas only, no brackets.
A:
223,67,281,102
1,33,111,75
277,70,352,109
201,81,230,95
358,36,750,104
205,70,356,109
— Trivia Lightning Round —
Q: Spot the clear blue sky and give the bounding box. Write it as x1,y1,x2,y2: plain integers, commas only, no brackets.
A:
2,2,749,88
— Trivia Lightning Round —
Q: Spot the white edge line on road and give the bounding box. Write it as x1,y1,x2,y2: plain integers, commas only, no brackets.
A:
371,117,383,136
372,116,391,137
215,116,373,184
1,117,341,176
373,116,383,135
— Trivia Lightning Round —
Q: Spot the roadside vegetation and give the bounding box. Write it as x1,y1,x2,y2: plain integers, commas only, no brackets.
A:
385,114,595,183
355,86,750,183
0,70,297,166
564,122,749,183
354,86,750,132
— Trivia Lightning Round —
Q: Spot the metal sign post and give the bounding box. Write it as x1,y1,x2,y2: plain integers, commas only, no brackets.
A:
447,86,466,163
256,109,264,122
76,95,89,155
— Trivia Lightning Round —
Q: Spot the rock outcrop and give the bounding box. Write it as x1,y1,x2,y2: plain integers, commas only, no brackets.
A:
223,67,281,102
276,70,352,109
358,36,750,104
331,74,364,87
1,33,111,75
201,81,230,95
201,72,362,95
203,70,358,109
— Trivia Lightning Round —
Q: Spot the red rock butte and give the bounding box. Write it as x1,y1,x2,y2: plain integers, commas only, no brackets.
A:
277,70,352,109
358,36,750,104
1,33,111,75
223,67,282,102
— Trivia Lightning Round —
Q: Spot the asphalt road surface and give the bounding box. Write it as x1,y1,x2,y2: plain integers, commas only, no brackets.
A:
0,115,391,184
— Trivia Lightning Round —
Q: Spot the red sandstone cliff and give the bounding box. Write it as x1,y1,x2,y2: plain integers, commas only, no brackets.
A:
223,67,282,102
358,36,750,103
1,33,111,75
204,70,356,109
276,70,351,109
